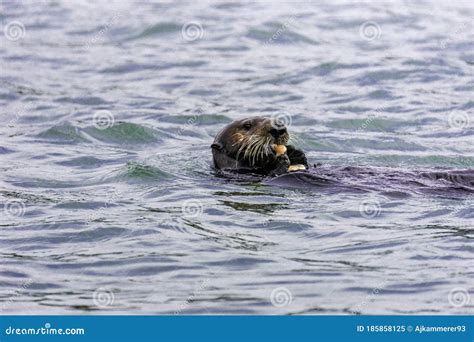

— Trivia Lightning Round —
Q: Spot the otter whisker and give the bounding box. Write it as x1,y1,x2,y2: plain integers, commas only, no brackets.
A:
244,135,266,167
258,136,272,165
255,137,268,164
256,136,269,165
247,138,261,166
231,133,245,146
253,140,265,166
236,135,252,160
233,132,274,168
236,143,247,161
262,136,271,159
234,136,248,162
239,137,255,163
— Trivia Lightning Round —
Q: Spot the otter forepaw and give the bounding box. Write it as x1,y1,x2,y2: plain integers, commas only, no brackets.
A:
269,154,291,176
286,145,309,168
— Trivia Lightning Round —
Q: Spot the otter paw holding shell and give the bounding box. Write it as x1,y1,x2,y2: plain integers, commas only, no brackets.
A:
288,164,306,172
272,144,287,156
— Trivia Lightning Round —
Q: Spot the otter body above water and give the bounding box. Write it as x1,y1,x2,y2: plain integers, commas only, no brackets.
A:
211,117,474,196
211,117,308,176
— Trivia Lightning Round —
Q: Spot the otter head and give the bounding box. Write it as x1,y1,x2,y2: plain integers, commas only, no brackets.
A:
211,116,290,171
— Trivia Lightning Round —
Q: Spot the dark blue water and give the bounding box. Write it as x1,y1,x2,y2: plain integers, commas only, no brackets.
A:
1,1,473,314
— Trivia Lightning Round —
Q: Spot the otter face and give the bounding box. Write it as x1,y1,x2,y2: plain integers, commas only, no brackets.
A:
212,116,290,169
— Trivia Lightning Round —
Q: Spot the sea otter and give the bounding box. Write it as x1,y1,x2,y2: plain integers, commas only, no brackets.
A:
211,117,308,176
211,117,474,195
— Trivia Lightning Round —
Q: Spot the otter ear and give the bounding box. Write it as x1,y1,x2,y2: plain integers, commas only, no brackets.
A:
211,142,223,151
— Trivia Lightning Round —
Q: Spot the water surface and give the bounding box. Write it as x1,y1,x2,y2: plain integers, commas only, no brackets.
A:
0,1,473,314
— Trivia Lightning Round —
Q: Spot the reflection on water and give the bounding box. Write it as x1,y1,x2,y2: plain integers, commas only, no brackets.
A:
0,1,473,314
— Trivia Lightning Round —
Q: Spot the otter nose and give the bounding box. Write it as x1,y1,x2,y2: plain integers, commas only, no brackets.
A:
269,127,287,138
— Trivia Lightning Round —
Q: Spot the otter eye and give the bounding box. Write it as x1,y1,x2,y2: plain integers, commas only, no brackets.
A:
243,122,252,130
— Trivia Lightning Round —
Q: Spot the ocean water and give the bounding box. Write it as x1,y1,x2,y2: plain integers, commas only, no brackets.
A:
0,1,473,314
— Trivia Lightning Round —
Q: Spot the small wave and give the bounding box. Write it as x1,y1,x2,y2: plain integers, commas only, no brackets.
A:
55,156,119,169
246,24,317,45
36,123,88,144
55,96,109,105
124,22,181,41
37,122,164,145
118,161,174,182
100,61,207,74
83,122,163,145
0,146,14,154
326,118,406,132
158,114,231,125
